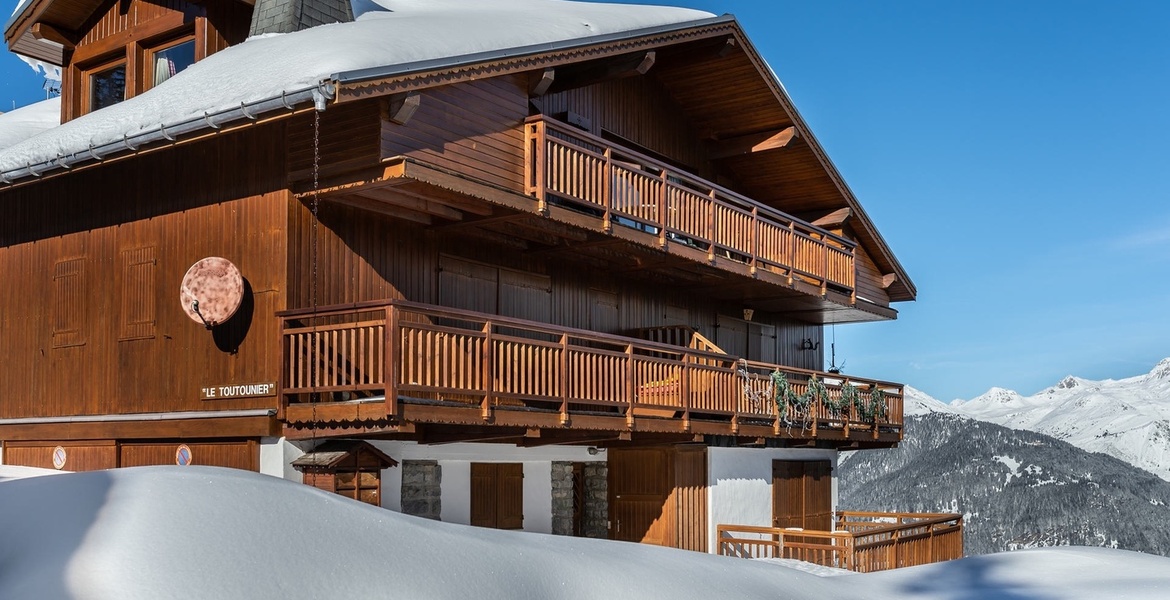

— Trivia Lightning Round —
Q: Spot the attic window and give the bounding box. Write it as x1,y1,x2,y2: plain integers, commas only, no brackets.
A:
150,38,196,88
88,62,126,111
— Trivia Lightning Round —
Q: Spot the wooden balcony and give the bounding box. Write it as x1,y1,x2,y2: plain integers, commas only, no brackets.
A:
717,512,964,573
525,116,856,300
278,300,902,444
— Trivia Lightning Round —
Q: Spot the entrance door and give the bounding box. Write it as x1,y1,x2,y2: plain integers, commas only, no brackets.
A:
608,448,671,545
470,463,524,529
772,460,833,530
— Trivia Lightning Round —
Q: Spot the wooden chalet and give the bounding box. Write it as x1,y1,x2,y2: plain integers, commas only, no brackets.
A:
0,0,959,570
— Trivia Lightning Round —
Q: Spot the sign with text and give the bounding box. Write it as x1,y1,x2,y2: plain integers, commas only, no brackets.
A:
200,382,277,400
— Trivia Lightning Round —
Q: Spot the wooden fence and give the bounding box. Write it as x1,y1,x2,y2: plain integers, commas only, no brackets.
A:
717,512,964,573
279,300,902,436
524,116,855,297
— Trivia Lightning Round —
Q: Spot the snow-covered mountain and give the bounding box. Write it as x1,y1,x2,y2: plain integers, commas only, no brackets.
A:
940,358,1170,482
840,412,1170,557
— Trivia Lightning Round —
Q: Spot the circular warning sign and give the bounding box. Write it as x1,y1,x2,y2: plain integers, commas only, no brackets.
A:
176,444,193,466
52,446,67,470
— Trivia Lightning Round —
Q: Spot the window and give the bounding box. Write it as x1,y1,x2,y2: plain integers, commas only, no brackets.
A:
88,62,126,111
149,38,195,88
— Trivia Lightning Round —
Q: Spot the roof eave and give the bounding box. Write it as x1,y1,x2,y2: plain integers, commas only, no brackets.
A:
331,14,736,87
725,25,918,303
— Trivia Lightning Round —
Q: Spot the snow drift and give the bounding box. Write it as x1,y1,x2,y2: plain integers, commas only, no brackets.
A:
2,465,1169,599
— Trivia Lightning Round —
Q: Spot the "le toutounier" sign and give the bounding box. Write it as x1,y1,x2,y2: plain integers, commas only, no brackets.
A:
200,382,277,400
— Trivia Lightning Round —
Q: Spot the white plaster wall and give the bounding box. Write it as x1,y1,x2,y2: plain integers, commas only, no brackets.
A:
259,437,303,482
706,447,838,553
367,441,598,534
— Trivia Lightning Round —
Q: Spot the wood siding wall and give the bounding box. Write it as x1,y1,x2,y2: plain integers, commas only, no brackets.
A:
854,245,891,307
288,100,383,183
381,76,529,192
0,126,289,420
540,76,710,178
290,202,822,370
2,441,117,471
2,440,258,470
119,440,258,470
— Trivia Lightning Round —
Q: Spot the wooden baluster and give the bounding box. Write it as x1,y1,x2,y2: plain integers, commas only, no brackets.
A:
624,344,635,429
602,147,613,233
559,333,570,426
786,222,796,285
386,305,399,419
658,170,668,249
750,206,759,276
680,353,691,431
481,320,494,422
534,122,548,214
706,190,716,263
821,236,829,296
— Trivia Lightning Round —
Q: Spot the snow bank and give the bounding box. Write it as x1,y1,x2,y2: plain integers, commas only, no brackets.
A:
0,97,60,151
2,466,1169,599
0,0,715,174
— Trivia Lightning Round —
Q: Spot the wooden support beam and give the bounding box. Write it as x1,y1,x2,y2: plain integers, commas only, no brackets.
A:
326,194,433,225
530,68,556,96
31,22,76,50
383,91,421,125
881,273,898,289
717,37,737,58
708,126,798,160
547,51,657,93
811,207,852,228
395,181,494,216
354,188,464,221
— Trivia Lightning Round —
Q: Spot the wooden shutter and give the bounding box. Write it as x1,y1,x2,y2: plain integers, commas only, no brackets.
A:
804,461,834,531
439,256,498,314
748,322,777,363
496,463,525,530
51,258,87,348
499,269,551,322
715,314,747,357
772,460,804,528
470,463,524,530
588,289,619,332
119,246,157,340
470,463,497,527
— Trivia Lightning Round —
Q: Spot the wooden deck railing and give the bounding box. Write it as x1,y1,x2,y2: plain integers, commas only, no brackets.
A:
524,116,856,297
278,300,902,438
717,512,963,573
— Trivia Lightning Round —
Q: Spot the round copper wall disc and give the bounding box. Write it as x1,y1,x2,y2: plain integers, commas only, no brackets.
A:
180,257,244,327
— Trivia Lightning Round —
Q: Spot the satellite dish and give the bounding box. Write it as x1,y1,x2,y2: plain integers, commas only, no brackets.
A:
180,257,244,328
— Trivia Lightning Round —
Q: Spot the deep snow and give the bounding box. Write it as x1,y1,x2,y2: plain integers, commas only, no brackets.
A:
2,465,1169,599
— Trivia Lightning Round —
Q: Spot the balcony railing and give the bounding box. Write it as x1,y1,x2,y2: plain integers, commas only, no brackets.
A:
278,300,902,439
717,512,964,573
524,116,856,298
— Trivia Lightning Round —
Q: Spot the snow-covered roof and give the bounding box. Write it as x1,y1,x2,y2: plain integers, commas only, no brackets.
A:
0,0,717,181
0,96,59,151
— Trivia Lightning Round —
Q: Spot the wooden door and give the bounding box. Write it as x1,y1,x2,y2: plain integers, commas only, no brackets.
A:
608,448,671,545
470,463,524,529
772,460,833,530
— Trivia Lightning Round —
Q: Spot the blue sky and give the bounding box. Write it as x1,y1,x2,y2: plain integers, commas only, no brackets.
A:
2,0,1168,401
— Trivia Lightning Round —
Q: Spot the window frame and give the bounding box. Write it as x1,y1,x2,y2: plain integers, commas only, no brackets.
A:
141,30,197,92
80,54,128,115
